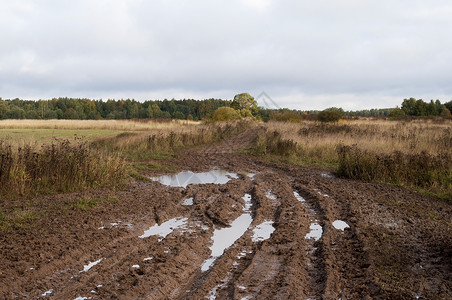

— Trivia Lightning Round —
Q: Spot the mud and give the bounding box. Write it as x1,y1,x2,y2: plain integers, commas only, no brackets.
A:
1,129,451,299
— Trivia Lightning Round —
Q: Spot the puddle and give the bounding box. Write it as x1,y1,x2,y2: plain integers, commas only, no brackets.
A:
207,275,230,300
252,220,275,242
139,217,188,240
265,190,277,200
74,297,91,300
201,194,253,272
332,220,350,231
80,258,104,273
41,289,53,297
315,189,330,198
246,173,256,179
132,265,140,268
305,223,323,241
98,221,122,230
151,170,238,188
293,191,305,202
143,256,153,261
321,172,335,179
182,197,194,206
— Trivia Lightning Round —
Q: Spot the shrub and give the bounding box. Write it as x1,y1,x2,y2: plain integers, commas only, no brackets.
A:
318,110,342,122
212,107,242,122
270,111,303,123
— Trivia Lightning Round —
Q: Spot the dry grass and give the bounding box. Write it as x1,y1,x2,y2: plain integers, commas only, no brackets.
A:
0,119,200,131
251,119,452,199
263,119,452,156
0,140,126,200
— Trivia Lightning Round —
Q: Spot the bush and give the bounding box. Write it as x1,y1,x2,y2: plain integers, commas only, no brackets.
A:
212,107,242,122
318,110,342,122
270,111,303,122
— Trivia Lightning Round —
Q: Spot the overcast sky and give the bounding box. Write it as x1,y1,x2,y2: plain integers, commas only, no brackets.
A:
1,0,451,110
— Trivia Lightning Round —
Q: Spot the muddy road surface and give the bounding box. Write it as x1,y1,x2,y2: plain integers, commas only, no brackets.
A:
1,131,451,299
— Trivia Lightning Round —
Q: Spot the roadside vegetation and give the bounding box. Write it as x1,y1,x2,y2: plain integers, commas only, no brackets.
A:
250,119,452,200
0,118,253,200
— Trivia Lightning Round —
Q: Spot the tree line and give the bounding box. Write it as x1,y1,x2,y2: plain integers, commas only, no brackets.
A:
0,96,451,121
0,97,231,121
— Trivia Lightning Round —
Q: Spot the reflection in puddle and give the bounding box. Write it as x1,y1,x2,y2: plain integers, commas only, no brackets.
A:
293,191,305,202
201,194,253,272
182,197,194,206
332,220,350,231
74,297,90,300
246,173,256,179
265,190,277,200
41,289,53,297
305,223,323,241
314,189,329,198
139,217,188,240
81,258,104,273
321,172,335,179
252,220,275,242
151,170,238,188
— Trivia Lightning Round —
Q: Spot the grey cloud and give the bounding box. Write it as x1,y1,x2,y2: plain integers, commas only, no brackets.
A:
0,0,451,109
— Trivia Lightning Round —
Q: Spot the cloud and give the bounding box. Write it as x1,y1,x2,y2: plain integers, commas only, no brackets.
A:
0,1,451,109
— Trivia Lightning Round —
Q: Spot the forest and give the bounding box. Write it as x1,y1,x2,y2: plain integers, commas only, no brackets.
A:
0,96,451,121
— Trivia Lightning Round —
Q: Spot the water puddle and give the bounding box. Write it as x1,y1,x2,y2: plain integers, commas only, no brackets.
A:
305,223,323,241
151,170,238,188
143,256,153,261
207,275,231,300
132,264,140,268
321,172,335,179
74,297,91,300
139,217,188,240
182,197,194,206
252,220,275,242
332,220,350,231
314,189,330,198
265,190,277,201
41,289,53,297
293,191,305,202
201,194,253,272
80,258,104,273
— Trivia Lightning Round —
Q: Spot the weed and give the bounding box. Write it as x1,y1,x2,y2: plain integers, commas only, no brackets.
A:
0,139,127,200
74,197,97,211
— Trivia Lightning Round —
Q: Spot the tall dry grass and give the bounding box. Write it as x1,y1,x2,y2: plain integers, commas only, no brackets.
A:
92,119,255,161
252,119,452,199
0,140,126,200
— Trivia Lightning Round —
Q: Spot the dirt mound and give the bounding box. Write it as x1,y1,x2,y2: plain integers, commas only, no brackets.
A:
1,132,451,299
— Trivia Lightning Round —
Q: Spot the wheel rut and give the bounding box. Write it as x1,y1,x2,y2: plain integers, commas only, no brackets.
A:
2,129,451,299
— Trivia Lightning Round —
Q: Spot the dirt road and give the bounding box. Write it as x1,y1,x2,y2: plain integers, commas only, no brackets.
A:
1,130,451,299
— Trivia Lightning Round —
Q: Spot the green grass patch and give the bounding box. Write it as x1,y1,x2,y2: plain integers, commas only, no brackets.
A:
0,128,124,145
74,197,97,211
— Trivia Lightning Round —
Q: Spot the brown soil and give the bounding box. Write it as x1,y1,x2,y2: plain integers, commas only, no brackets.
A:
1,130,451,299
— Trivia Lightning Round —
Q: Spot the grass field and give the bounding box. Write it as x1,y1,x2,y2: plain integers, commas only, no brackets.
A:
1,118,451,200
251,118,452,200
0,119,200,145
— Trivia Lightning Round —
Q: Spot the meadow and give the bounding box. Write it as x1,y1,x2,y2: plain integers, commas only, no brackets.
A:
0,118,451,200
252,118,452,200
0,119,251,199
